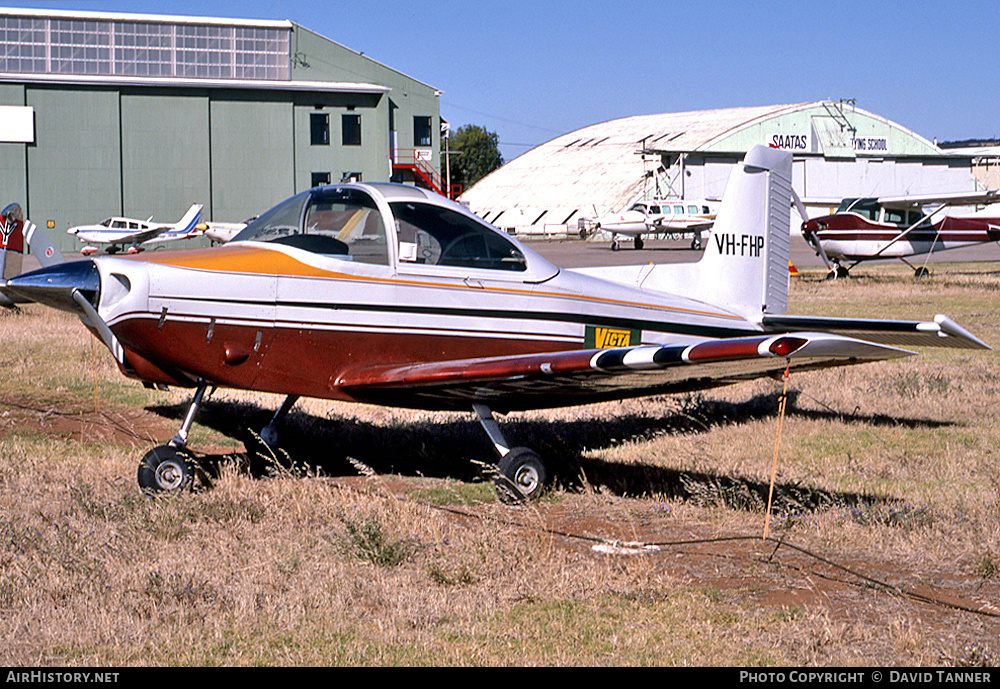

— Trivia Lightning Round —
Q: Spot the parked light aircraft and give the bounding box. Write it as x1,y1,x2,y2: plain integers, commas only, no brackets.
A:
1,202,64,307
68,204,203,255
800,191,1000,278
2,147,989,501
199,219,250,244
585,200,716,251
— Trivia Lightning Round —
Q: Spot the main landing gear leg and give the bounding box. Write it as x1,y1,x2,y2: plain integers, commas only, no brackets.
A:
473,404,548,503
137,380,209,495
260,394,299,450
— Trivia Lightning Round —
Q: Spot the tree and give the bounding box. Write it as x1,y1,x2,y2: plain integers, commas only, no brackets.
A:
443,124,504,193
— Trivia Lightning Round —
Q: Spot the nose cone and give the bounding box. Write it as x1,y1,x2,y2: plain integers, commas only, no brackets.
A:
3,259,100,313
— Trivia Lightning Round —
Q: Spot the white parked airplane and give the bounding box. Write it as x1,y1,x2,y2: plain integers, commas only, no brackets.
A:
68,204,203,254
585,200,716,251
198,217,256,244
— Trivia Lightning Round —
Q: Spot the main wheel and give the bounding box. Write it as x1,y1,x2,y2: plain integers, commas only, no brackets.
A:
495,447,548,503
691,237,702,250
634,237,644,250
611,239,620,251
914,266,931,278
137,445,193,494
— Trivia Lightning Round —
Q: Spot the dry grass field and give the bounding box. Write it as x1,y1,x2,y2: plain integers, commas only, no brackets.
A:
1,261,999,666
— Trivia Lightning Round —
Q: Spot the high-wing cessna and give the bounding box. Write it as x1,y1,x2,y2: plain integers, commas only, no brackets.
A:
584,199,716,251
68,203,203,255
800,191,1000,278
2,147,989,501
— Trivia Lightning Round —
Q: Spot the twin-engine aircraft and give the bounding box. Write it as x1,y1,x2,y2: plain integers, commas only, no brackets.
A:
800,191,1000,278
68,203,204,255
584,199,716,251
2,146,990,501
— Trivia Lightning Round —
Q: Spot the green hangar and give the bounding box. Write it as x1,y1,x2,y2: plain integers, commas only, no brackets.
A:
0,7,442,251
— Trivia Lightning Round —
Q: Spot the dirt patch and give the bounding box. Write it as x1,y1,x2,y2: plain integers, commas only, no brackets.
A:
327,474,1000,644
0,396,172,448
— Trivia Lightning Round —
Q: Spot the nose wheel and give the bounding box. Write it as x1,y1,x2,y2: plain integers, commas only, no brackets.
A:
136,381,207,495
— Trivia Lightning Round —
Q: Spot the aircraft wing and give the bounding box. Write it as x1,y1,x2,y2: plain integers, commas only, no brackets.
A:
335,332,913,412
876,190,999,210
105,225,172,246
761,314,991,350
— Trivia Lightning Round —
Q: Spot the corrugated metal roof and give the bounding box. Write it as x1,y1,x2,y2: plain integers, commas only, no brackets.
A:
461,104,804,225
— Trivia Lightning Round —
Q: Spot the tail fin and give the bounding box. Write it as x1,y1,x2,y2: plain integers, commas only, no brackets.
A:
689,145,791,317
172,204,203,236
574,145,793,320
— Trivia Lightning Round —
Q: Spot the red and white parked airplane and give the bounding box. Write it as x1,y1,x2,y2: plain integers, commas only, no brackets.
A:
800,191,1000,278
2,147,989,500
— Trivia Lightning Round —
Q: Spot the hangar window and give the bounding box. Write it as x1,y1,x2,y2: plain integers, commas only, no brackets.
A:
414,116,433,147
342,114,362,146
392,202,527,272
310,113,330,145
0,16,290,80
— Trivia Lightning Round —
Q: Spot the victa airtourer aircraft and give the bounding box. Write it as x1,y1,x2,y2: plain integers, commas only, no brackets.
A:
2,146,990,500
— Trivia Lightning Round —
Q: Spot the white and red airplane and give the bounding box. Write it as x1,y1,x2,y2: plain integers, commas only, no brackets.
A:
1,202,64,308
800,191,1000,278
68,203,203,255
2,147,989,500
586,199,716,251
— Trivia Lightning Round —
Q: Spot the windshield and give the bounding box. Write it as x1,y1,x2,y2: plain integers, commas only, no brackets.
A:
232,188,388,265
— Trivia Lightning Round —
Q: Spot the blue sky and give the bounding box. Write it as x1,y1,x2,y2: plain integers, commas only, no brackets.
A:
11,0,999,161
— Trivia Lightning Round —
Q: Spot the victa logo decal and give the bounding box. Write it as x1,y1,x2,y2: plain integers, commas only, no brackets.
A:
585,325,641,349
714,233,764,257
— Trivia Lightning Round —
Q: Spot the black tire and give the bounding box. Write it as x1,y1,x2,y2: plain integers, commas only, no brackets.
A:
826,265,850,280
495,447,548,503
691,238,702,250
137,445,193,495
611,240,620,251
914,266,931,278
634,237,644,250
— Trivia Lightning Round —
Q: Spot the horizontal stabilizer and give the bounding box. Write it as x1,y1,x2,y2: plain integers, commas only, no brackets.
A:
762,313,991,350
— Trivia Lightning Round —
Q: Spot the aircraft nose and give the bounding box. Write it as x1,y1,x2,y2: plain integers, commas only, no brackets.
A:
3,259,100,313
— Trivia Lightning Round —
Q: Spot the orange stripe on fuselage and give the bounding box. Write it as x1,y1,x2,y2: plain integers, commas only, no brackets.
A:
122,245,344,279
122,244,741,321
